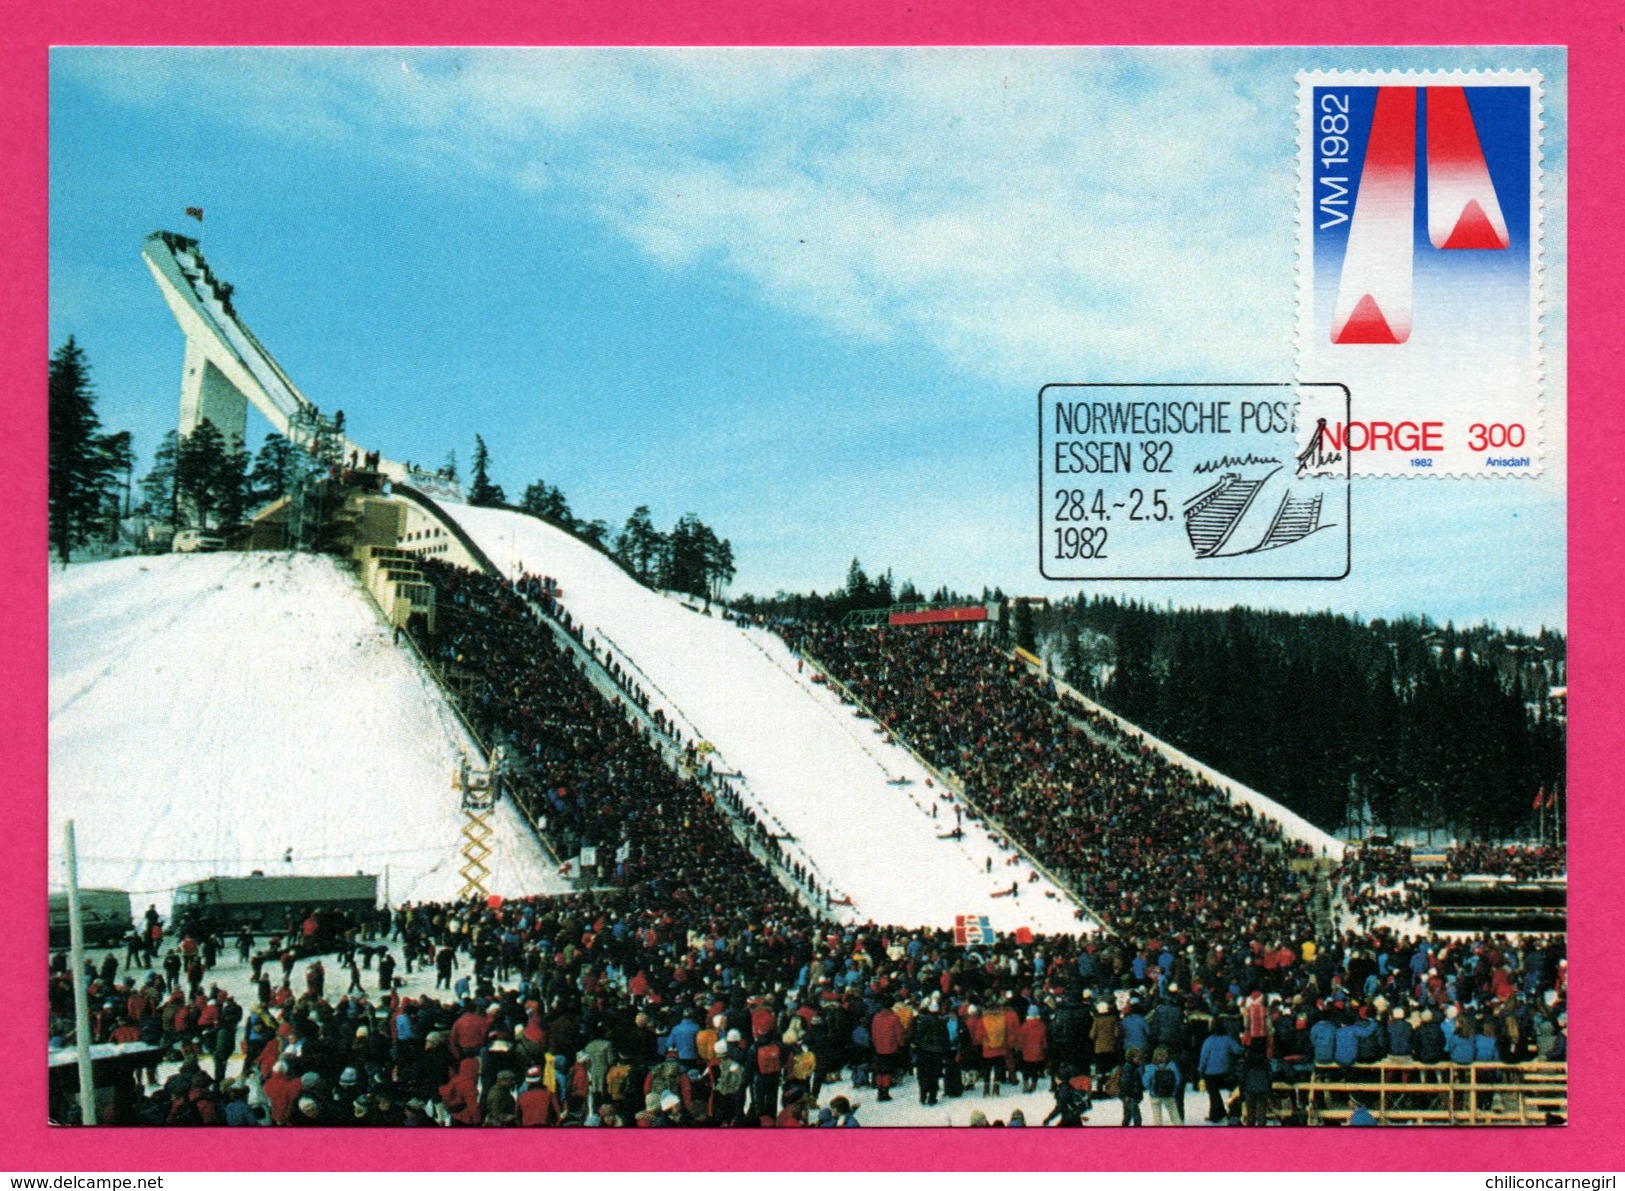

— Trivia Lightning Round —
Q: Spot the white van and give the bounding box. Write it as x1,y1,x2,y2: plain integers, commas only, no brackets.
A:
172,528,226,553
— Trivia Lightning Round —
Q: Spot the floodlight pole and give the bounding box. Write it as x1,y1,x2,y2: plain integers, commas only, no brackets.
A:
65,819,97,1125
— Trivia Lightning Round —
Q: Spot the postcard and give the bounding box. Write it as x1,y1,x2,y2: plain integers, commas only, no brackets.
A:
20,37,1603,1176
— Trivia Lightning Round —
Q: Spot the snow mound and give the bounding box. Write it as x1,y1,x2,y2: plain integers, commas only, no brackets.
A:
49,551,567,914
442,504,1092,936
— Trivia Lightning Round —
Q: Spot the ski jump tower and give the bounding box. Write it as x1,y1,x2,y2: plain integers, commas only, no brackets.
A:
141,229,372,468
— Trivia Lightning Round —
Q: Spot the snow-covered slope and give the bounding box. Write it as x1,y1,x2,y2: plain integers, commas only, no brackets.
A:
442,504,1090,936
49,552,567,914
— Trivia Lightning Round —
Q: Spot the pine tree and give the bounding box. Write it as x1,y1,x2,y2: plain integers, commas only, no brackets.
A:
48,337,123,562
176,420,225,528
140,430,180,528
97,430,134,538
844,559,871,612
174,420,247,530
663,514,715,597
250,434,298,504
468,435,506,507
1012,599,1037,653
614,506,664,584
710,537,736,599
1061,623,1086,682
218,434,252,526
521,480,572,526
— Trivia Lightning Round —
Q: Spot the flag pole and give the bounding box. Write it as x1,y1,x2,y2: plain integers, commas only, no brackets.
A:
65,819,98,1125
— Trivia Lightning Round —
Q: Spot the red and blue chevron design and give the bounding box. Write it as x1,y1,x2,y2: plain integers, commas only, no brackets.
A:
1313,84,1530,346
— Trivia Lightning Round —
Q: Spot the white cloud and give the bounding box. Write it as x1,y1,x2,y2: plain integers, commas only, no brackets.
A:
61,47,1295,386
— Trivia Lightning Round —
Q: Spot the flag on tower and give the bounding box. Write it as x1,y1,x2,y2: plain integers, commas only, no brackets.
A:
185,206,204,222
1532,787,1546,810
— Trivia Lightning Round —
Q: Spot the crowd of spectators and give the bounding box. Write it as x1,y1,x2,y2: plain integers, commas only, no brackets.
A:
1328,847,1432,929
49,582,1568,1127
1445,843,1567,881
1328,842,1568,932
50,898,1567,1127
409,560,830,907
796,623,1322,948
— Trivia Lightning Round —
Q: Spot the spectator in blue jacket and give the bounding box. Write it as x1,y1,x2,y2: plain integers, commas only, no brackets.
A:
1441,1005,1462,1050
1334,1012,1362,1067
1447,1025,1476,1066
1197,1020,1242,1123
1146,1046,1183,1126
1309,1013,1338,1066
1121,1003,1151,1058
668,1010,702,1069
1386,1008,1414,1060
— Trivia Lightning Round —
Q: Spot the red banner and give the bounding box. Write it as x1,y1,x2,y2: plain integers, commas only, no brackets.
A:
889,605,987,626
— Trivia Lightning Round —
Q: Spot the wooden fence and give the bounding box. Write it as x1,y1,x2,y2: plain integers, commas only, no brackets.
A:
1273,1061,1566,1125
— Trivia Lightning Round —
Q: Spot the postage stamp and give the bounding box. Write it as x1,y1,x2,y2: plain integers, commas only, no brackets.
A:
1296,70,1544,477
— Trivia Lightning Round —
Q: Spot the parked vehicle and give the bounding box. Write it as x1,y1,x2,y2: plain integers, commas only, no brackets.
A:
48,888,133,949
171,872,378,947
171,528,225,553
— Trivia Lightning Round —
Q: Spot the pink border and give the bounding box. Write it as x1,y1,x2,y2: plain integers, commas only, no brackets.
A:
7,0,1622,1172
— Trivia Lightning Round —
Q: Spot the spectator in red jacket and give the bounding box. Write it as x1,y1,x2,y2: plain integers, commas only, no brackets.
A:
449,1003,494,1060
517,1066,562,1126
870,998,906,1102
1017,1007,1048,1092
440,1057,482,1126
263,1061,302,1126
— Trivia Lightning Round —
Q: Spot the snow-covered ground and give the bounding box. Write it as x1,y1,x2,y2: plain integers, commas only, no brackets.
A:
49,552,568,915
442,503,1091,937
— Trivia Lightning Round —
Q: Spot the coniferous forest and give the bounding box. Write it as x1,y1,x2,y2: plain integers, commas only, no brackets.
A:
1039,598,1566,843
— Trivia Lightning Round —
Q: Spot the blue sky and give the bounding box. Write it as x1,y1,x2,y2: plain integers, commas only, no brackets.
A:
48,46,1566,630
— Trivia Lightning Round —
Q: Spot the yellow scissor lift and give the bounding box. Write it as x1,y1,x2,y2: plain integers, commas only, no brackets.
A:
453,750,504,900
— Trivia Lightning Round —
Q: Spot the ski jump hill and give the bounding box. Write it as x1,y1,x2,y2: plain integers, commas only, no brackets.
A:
420,499,1091,937
107,229,1336,936
48,551,569,915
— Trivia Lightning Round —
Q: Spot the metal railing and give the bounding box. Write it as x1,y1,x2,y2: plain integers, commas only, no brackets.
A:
513,594,848,918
